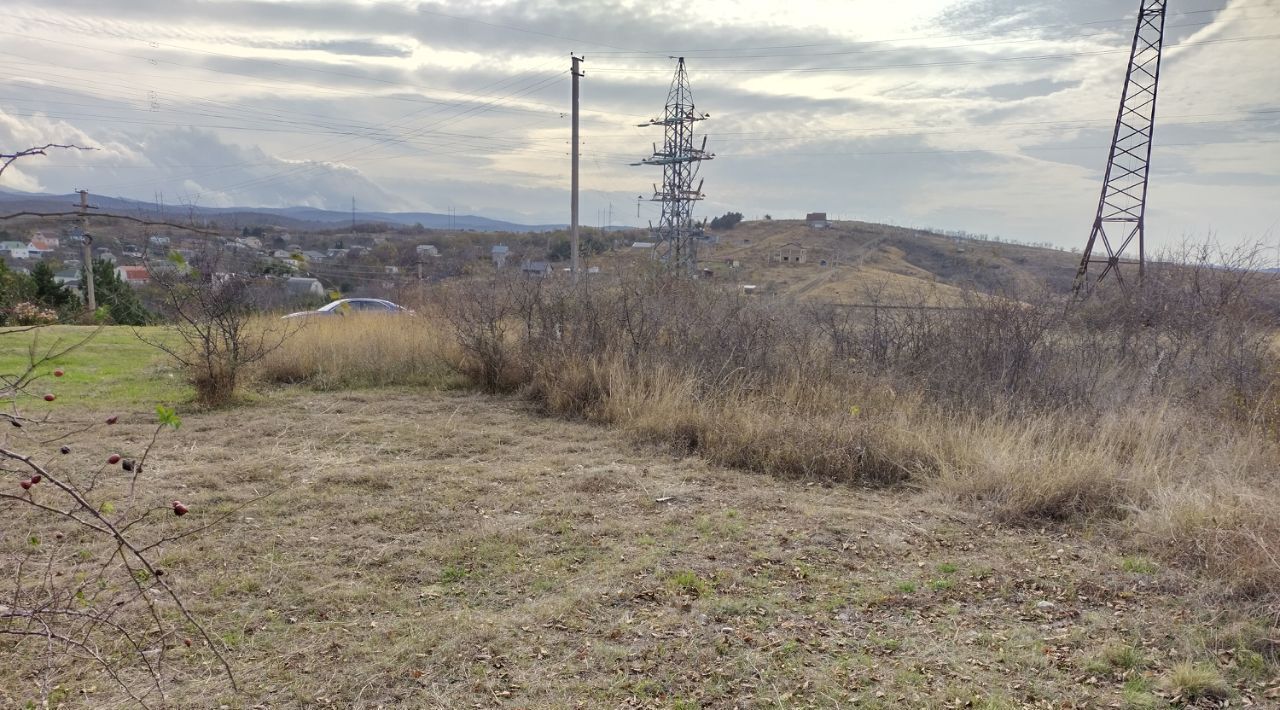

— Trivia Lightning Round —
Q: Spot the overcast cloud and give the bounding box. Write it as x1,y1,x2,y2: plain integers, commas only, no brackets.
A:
1,0,1277,251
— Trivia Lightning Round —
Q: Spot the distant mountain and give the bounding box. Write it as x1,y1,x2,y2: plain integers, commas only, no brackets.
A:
0,190,566,233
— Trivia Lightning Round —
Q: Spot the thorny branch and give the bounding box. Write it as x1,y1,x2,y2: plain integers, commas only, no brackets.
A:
1,327,240,705
0,144,94,180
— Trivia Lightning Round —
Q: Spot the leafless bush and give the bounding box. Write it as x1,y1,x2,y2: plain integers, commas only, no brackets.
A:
140,248,295,407
433,277,528,393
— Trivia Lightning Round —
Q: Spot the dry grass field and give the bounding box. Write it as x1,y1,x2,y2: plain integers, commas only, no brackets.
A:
4,255,1278,709
3,389,1277,708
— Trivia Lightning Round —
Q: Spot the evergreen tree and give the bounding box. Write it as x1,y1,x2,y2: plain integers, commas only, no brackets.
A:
30,262,78,312
82,259,150,325
709,212,744,230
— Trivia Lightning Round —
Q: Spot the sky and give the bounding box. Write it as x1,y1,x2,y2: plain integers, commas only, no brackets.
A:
1,0,1278,253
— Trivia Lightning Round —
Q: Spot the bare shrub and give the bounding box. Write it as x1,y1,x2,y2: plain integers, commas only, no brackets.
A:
141,249,294,407
433,277,528,393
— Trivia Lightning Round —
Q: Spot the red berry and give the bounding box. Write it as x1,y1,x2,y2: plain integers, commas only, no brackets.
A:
20,480,32,490
183,638,193,647
53,369,64,377
107,454,121,465
43,394,55,402
30,474,41,484
106,416,118,425
172,501,189,516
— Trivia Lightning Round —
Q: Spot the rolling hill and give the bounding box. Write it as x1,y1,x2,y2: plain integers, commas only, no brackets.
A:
0,190,565,233
639,219,1085,301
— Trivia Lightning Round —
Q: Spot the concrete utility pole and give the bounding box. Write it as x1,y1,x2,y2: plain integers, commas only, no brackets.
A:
76,189,96,312
570,54,584,283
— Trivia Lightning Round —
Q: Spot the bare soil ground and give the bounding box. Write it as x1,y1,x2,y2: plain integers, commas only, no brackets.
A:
4,390,1277,708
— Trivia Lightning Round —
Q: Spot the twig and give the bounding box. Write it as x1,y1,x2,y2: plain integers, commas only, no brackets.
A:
0,144,94,179
0,211,220,235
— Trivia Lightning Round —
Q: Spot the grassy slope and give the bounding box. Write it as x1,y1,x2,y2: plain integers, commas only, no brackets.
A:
596,220,1083,302
2,388,1276,708
0,326,187,411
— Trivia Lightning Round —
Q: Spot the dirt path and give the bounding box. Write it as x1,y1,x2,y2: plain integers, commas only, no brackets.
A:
6,390,1275,708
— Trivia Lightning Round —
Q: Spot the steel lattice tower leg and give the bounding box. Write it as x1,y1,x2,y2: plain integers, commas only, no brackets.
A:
1073,0,1167,297
633,57,714,272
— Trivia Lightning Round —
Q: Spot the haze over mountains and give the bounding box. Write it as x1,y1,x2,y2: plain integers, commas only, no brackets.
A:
0,188,565,233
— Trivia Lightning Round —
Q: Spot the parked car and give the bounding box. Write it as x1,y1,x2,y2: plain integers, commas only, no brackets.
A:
282,298,409,319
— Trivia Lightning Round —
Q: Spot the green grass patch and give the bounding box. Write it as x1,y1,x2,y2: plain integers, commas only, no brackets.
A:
1165,661,1231,701
667,570,712,598
1120,556,1159,574
0,325,187,410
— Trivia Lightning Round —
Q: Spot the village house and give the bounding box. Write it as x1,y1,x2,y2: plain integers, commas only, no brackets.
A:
116,265,149,286
28,233,59,253
774,242,808,264
286,277,325,299
54,269,80,288
0,241,31,259
520,260,553,277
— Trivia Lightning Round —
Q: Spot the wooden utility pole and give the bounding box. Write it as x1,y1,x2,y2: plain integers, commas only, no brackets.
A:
76,189,96,312
570,54,584,283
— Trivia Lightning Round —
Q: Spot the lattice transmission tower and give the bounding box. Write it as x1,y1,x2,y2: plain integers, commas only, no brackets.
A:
633,57,714,271
1072,0,1168,296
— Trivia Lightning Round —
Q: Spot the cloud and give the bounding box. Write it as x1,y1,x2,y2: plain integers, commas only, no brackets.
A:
0,0,1275,250
244,38,415,58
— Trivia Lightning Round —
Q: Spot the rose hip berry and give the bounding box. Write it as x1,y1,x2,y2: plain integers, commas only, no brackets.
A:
107,454,121,465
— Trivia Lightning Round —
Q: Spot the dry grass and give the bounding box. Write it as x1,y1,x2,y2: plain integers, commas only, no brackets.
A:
533,353,1280,599
3,391,1275,707
254,314,461,390
252,296,1280,604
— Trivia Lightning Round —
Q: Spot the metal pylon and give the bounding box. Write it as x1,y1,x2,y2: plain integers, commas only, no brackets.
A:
1072,0,1167,297
632,57,713,272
